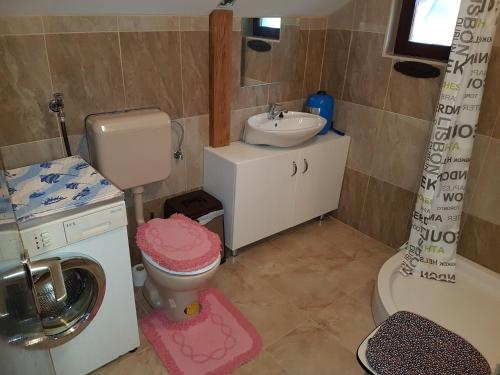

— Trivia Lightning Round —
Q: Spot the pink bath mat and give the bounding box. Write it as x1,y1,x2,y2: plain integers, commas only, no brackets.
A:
140,288,262,375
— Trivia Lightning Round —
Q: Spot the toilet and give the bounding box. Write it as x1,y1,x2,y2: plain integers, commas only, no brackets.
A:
86,108,221,322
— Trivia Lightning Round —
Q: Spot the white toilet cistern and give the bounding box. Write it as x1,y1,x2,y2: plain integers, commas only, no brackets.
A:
85,108,173,226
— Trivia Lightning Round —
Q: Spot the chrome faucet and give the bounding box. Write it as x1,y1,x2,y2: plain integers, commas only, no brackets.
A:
268,103,288,120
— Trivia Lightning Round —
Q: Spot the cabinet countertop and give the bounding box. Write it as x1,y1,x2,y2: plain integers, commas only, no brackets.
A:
204,132,350,164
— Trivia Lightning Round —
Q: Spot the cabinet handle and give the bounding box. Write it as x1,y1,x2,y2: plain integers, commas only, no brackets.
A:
302,158,309,174
292,161,297,176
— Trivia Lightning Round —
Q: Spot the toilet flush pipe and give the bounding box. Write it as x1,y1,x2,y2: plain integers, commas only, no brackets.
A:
132,186,145,225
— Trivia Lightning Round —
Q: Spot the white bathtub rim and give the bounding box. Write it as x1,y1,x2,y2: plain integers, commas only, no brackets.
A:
375,252,500,321
373,252,500,368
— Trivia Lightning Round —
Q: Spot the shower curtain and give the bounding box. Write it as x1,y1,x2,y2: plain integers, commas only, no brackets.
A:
400,0,499,283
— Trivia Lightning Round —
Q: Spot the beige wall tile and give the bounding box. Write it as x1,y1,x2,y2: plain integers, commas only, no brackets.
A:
179,16,209,31
337,167,370,229
352,0,391,33
359,177,415,248
181,31,209,117
303,29,326,97
143,127,187,202
385,63,444,121
0,35,57,146
466,138,500,225
0,16,43,35
458,213,500,274
182,115,209,190
43,16,118,33
232,16,242,32
120,31,183,119
46,32,125,135
282,17,300,27
340,102,384,174
321,29,351,99
332,100,349,132
281,99,305,112
327,0,355,31
343,31,391,109
476,47,500,137
232,85,269,110
118,16,179,32
371,112,431,192
270,25,302,84
299,17,327,31
68,134,90,162
0,138,64,169
308,17,327,31
230,105,268,142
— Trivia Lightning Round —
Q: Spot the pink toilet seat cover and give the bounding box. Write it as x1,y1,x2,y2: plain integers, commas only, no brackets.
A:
136,214,221,272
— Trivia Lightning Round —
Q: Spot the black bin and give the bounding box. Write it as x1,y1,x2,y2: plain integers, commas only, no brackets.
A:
164,190,226,263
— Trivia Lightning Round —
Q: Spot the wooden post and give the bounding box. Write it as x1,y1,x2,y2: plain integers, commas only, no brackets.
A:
209,9,232,147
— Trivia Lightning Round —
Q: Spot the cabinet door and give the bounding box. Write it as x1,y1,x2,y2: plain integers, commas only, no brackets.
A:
293,137,349,225
232,150,299,249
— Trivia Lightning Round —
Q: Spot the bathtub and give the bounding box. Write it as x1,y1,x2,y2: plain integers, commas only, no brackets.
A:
372,253,500,369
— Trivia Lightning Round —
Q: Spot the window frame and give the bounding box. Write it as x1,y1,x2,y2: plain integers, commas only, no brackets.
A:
252,18,280,40
394,0,452,61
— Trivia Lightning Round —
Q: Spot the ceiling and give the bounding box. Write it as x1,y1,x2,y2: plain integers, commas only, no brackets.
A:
0,0,349,17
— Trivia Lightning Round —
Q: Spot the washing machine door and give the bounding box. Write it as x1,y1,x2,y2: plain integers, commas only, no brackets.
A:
26,255,106,348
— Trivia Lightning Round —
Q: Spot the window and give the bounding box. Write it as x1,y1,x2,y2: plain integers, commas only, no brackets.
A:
394,0,460,61
252,17,281,40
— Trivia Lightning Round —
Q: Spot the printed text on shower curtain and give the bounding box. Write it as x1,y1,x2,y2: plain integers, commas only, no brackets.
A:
401,0,499,283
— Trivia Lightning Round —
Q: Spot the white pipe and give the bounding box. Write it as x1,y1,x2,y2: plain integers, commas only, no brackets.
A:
132,186,145,225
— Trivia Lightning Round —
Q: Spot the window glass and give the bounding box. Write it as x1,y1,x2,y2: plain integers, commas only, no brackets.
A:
409,0,460,46
260,17,281,29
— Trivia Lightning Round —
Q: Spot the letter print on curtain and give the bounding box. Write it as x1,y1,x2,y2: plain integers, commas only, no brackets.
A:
401,0,499,283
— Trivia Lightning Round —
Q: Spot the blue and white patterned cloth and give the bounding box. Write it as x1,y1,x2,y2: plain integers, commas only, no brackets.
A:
0,171,15,225
5,156,123,224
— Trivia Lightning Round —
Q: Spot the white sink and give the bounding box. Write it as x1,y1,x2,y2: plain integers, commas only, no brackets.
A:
243,111,326,147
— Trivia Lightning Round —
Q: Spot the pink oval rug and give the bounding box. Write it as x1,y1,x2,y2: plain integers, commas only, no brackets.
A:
140,288,262,375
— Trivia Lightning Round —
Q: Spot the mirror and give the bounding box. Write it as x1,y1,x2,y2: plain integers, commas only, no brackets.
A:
240,17,302,87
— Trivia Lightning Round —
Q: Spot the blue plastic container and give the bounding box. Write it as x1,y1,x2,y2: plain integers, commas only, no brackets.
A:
306,91,335,135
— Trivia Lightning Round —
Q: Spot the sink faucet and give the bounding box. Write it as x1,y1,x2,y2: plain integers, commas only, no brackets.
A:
268,103,288,120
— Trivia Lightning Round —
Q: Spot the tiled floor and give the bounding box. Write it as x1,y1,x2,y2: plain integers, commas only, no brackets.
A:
92,216,395,375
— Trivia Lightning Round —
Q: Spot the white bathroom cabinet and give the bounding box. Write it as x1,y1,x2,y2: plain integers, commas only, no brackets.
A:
203,133,350,253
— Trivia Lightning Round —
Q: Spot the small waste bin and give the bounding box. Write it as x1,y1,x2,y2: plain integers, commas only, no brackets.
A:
164,190,226,263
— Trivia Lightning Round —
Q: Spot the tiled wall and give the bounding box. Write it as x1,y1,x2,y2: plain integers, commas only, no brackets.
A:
0,15,327,263
324,0,500,273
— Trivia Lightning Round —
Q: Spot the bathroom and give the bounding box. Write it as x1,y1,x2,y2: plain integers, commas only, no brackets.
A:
0,0,499,374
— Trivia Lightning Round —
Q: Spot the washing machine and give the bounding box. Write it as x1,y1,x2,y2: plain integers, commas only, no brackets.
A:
6,156,140,375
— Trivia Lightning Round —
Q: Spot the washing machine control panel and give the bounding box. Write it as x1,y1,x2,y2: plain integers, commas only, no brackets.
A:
20,202,127,257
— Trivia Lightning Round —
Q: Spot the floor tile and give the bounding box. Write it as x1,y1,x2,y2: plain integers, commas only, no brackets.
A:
235,351,287,375
268,320,364,375
314,294,375,353
103,217,385,375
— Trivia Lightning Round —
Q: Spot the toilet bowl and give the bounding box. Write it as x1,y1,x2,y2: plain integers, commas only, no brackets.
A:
86,109,222,322
141,252,220,322
136,215,222,322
